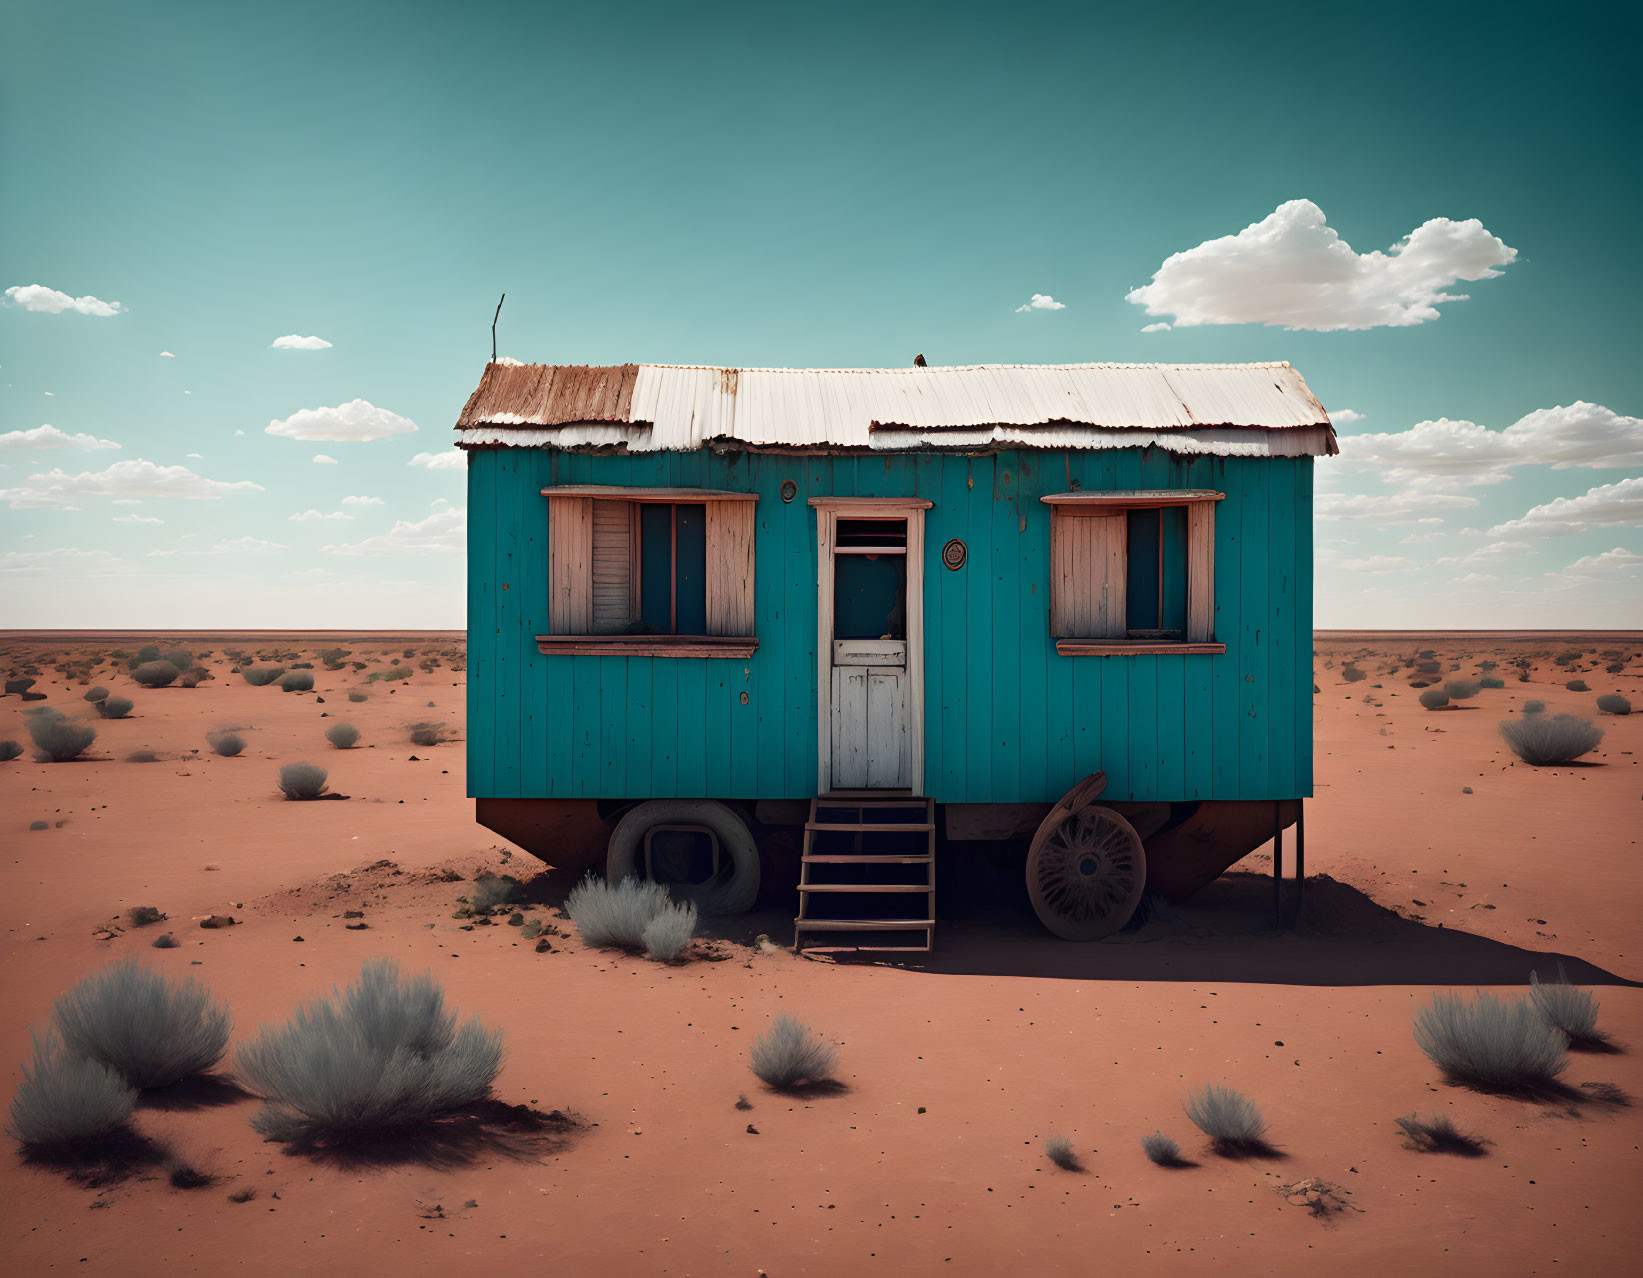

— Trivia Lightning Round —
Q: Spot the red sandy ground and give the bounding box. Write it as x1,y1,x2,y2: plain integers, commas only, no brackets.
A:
1,632,1639,1277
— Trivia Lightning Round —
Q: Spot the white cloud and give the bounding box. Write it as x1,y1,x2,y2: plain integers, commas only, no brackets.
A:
160,350,175,358
148,536,286,558
1341,403,1642,489
0,458,264,510
1140,322,1170,333
270,335,333,350
0,425,121,454
1558,547,1643,576
289,508,353,522
1437,540,1532,568
1330,408,1366,424
1014,293,1066,312
408,450,465,472
113,513,164,525
185,452,202,459
340,494,383,506
431,496,449,507
1489,477,1643,539
323,507,464,557
0,547,117,576
267,398,416,441
1125,199,1517,331
234,430,245,436
5,284,123,317
1315,489,1478,524
1339,554,1419,575
1451,572,1500,585
313,453,339,465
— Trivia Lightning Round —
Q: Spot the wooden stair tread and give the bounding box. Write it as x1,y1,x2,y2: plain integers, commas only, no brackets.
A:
801,853,933,864
801,944,932,953
798,883,931,893
806,821,935,833
793,918,935,930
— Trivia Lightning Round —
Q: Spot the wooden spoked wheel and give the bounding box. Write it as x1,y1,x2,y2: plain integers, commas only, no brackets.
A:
1026,800,1146,940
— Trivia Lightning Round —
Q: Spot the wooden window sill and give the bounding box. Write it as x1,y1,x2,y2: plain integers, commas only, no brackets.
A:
536,635,758,658
1055,640,1226,656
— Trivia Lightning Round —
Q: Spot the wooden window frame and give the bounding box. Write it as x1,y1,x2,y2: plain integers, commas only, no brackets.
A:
1042,490,1224,656
538,488,758,659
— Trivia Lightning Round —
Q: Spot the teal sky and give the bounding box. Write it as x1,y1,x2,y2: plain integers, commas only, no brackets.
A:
3,0,1639,628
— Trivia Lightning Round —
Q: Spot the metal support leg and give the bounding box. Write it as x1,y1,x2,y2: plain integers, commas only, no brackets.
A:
1294,800,1305,929
1272,799,1283,929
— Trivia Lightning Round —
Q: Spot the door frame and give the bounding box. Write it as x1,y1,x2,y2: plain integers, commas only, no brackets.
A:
811,497,931,794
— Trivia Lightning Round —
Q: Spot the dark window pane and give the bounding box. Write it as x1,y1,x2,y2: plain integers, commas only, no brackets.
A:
835,554,905,639
1126,508,1161,630
639,503,673,633
674,503,707,635
1159,506,1188,633
836,518,907,548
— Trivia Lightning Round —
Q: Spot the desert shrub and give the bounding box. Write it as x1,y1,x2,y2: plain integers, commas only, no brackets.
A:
1182,1083,1267,1153
131,660,179,688
1522,699,1546,714
1341,666,1367,682
206,729,245,757
53,958,231,1088
1498,714,1603,765
241,666,286,687
83,686,109,703
1529,964,1606,1048
1479,675,1505,689
1444,680,1480,700
323,723,361,750
1394,1112,1488,1155
318,648,349,666
1478,659,1497,671
365,667,409,683
1141,1130,1183,1166
26,709,95,762
347,690,368,703
1419,689,1450,710
235,958,504,1140
97,695,133,719
1554,650,1578,665
1565,679,1589,692
641,900,698,961
279,671,314,693
178,672,201,689
0,740,21,762
5,1030,138,1151
126,906,165,927
407,722,445,746
749,1013,838,1090
132,644,162,667
1596,694,1631,715
1411,990,1567,1091
277,762,328,799
159,649,193,672
150,933,179,949
565,875,676,948
1045,1134,1081,1170
125,750,163,763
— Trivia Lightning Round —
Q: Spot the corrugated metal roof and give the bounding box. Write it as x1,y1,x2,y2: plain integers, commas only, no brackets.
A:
455,361,1337,457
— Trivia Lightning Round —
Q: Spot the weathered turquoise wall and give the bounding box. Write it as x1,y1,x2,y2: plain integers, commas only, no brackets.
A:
467,448,1314,803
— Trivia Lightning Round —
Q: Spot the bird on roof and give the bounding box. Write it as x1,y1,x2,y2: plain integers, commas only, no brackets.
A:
913,354,927,367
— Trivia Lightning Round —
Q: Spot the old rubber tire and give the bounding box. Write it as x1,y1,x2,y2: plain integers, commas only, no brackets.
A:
1026,802,1146,940
606,800,760,915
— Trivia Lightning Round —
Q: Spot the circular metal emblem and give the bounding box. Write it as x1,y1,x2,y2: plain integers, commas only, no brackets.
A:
780,480,798,503
942,538,967,570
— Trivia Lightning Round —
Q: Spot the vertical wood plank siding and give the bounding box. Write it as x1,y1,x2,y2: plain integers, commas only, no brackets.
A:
466,449,1314,803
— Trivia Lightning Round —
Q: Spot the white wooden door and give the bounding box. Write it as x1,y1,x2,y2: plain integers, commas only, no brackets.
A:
814,500,929,795
830,645,910,789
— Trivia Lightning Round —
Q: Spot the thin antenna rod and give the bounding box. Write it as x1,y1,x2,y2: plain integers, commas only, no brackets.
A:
491,293,506,364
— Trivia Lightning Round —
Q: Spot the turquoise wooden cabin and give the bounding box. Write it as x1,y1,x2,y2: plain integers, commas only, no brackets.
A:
459,359,1337,949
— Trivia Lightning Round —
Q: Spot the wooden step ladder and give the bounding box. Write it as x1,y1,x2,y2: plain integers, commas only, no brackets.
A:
794,793,936,953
